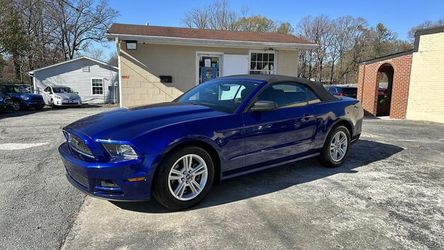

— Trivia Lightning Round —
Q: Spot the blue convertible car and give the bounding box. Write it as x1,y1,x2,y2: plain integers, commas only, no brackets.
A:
59,75,363,210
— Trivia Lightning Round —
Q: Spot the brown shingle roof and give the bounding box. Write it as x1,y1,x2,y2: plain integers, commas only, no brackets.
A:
108,23,314,45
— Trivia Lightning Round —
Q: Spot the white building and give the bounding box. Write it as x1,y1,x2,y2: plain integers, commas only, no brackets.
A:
29,56,119,104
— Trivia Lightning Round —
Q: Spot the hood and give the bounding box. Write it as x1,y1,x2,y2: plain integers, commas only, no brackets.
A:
55,93,80,100
65,102,227,141
20,93,43,100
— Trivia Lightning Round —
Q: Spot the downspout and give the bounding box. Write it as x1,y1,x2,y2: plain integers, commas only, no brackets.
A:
361,63,366,104
116,37,122,108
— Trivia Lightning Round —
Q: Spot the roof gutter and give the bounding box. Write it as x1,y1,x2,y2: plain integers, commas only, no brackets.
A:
106,33,317,50
27,56,118,75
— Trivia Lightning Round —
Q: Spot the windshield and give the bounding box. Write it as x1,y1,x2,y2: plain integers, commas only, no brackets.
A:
53,87,73,93
176,79,261,113
1,85,30,94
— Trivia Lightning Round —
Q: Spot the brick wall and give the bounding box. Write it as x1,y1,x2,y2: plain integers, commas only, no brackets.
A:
357,54,412,119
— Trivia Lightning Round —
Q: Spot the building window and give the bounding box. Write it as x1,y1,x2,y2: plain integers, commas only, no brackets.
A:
249,51,275,75
82,62,90,72
91,79,103,95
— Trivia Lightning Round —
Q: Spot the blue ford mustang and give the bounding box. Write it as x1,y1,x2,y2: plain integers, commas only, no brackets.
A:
59,75,363,210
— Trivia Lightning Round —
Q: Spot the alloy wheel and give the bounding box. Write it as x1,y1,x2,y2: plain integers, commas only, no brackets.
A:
12,102,20,111
167,154,208,201
329,131,348,162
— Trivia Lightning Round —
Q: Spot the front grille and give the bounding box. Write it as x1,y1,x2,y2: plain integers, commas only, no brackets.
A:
68,169,89,187
65,131,94,158
62,102,79,105
30,96,43,101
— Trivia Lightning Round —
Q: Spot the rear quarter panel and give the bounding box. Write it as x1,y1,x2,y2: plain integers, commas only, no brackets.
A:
310,98,363,149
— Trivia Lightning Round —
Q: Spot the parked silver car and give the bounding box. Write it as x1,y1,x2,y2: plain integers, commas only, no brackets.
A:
42,85,82,108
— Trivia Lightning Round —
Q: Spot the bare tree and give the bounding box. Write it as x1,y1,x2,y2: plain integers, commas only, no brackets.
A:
408,19,444,41
107,51,117,66
82,46,106,61
184,0,238,30
183,7,209,29
297,16,333,82
48,0,118,60
183,0,294,34
17,0,62,70
328,16,367,83
0,0,117,82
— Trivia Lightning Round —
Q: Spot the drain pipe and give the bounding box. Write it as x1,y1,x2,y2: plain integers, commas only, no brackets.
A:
360,63,366,105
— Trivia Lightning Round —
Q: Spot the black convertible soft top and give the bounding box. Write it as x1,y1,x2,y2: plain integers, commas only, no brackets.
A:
221,74,337,102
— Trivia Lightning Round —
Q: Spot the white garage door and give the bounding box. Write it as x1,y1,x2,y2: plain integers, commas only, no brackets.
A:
222,54,249,76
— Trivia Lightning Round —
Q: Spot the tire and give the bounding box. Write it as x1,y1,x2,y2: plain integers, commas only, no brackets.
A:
318,125,351,167
153,146,215,210
11,101,21,111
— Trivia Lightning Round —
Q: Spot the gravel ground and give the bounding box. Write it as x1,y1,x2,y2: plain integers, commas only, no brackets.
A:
1,108,443,249
0,107,114,249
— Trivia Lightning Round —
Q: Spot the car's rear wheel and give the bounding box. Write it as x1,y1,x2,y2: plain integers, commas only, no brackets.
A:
318,125,351,167
153,146,215,210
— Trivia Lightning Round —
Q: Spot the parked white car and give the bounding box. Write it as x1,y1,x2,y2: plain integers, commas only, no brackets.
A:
42,85,82,107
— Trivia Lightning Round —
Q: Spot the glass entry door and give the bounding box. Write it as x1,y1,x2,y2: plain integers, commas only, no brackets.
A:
198,54,221,84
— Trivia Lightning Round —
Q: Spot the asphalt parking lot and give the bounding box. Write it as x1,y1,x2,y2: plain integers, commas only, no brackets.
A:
1,107,443,249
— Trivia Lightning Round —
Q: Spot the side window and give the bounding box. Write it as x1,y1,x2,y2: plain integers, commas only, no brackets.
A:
306,88,321,104
44,87,52,93
91,79,104,95
256,82,321,108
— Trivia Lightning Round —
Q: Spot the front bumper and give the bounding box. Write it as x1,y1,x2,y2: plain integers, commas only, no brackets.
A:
54,99,81,106
22,99,44,108
58,142,153,201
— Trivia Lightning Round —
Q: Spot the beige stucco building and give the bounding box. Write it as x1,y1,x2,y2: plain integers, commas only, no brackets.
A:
406,27,444,123
107,23,316,108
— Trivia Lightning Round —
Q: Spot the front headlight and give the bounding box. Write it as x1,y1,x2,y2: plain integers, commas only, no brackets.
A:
22,96,30,101
54,95,62,100
0,96,3,102
102,143,138,161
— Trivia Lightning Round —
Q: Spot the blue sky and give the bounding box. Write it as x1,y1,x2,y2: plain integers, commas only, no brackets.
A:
98,0,444,59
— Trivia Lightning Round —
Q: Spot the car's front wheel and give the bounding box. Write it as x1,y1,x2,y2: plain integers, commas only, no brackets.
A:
319,125,351,167
153,146,215,210
11,101,21,111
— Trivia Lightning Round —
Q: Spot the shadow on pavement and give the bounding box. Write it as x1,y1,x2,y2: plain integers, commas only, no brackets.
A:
0,104,109,119
0,107,51,119
111,139,403,213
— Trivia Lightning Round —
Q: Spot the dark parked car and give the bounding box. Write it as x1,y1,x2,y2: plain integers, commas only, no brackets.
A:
59,75,364,210
0,92,12,111
0,84,45,111
325,86,358,99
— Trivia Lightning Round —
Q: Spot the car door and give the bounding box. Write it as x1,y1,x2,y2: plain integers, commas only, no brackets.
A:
42,87,52,104
242,82,320,167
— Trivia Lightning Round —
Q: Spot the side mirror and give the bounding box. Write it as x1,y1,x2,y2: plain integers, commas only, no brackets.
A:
250,100,277,112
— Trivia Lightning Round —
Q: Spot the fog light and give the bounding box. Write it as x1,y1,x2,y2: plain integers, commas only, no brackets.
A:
128,177,145,182
100,180,118,187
